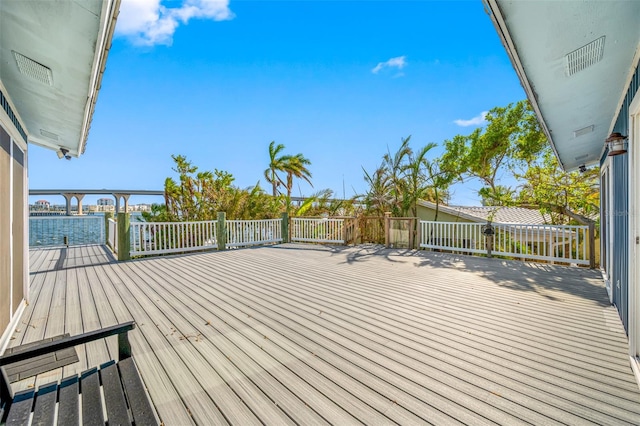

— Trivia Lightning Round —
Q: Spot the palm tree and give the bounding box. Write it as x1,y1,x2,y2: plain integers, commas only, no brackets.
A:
382,136,412,216
282,153,313,199
405,142,436,217
264,141,287,197
362,166,392,216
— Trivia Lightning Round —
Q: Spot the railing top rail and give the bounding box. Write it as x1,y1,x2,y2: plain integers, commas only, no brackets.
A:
421,221,483,225
421,220,587,230
29,215,104,220
493,223,588,230
293,217,344,221
130,220,214,226
226,218,280,223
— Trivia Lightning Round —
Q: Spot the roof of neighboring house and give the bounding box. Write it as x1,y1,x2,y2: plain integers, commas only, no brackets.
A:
417,200,552,225
35,199,50,204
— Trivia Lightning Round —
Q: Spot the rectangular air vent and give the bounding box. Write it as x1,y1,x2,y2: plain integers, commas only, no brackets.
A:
566,36,605,76
40,129,59,140
574,125,594,138
574,153,589,161
13,51,53,86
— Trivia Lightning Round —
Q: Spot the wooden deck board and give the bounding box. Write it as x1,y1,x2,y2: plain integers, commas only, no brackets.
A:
235,258,640,401
176,256,546,425
133,258,411,425
10,243,640,425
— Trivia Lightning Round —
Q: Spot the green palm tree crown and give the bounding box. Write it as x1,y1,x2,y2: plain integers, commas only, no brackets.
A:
283,153,313,198
264,141,287,197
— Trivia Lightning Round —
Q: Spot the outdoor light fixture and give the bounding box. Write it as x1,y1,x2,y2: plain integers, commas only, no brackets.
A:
606,132,628,156
579,164,587,173
57,148,71,160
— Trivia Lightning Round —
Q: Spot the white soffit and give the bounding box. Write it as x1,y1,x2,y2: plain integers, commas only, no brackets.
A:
0,0,119,157
488,0,640,170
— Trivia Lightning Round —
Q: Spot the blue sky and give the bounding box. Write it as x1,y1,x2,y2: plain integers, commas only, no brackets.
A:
28,0,525,207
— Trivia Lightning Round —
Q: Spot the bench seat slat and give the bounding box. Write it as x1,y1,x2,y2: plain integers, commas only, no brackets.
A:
1,323,158,426
57,375,79,426
31,382,57,426
5,389,34,426
100,361,131,426
118,358,157,426
80,368,104,426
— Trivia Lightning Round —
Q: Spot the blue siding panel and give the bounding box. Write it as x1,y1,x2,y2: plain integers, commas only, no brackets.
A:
605,62,640,333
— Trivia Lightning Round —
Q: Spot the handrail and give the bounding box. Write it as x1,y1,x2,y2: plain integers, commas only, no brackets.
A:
0,322,135,366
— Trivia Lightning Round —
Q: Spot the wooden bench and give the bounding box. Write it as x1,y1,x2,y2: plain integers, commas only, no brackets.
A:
0,322,158,425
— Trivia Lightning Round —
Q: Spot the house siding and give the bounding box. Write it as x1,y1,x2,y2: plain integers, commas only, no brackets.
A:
0,86,28,352
603,62,640,333
416,205,474,223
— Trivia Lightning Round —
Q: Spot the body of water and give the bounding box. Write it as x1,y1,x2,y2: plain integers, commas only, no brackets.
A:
29,212,144,247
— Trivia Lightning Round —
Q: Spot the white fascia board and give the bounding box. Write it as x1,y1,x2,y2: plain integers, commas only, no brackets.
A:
417,199,485,223
28,135,65,153
78,0,121,156
483,0,565,170
608,43,640,136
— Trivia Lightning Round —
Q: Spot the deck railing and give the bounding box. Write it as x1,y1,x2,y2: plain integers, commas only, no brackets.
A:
107,218,118,252
130,218,284,256
291,218,345,243
420,221,590,265
29,216,105,247
226,219,283,248
130,220,218,256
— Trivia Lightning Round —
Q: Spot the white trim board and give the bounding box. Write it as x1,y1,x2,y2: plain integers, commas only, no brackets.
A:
629,90,640,360
0,300,26,355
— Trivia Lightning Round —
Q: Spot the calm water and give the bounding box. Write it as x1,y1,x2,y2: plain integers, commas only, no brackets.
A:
29,212,144,247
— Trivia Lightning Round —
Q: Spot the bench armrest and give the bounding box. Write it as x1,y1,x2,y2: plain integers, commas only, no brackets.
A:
0,321,136,367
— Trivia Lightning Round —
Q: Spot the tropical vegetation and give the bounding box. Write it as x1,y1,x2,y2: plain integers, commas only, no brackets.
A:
144,100,599,227
361,100,599,225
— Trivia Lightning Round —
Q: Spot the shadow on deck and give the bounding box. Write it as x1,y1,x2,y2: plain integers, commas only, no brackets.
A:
9,243,640,425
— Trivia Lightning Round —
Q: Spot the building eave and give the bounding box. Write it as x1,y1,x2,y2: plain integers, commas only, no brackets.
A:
484,0,640,172
483,0,563,169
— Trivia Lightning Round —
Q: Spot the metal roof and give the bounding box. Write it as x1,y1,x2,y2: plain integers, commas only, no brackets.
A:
417,200,551,224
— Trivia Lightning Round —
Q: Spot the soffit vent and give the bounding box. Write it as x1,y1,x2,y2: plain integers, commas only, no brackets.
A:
574,153,589,161
13,51,53,86
566,36,605,76
40,129,59,140
573,125,594,138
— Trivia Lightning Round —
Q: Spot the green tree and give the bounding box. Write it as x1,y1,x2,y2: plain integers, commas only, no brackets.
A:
442,100,547,205
381,136,412,216
404,142,437,218
362,166,392,216
264,141,287,197
362,136,454,218
516,148,599,224
282,152,313,199
422,155,456,221
158,155,283,222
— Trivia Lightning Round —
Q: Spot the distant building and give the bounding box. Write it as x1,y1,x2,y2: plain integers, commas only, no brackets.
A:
97,198,114,206
33,200,50,210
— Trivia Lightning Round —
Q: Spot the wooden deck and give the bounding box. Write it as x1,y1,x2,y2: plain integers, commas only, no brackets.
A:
8,243,640,425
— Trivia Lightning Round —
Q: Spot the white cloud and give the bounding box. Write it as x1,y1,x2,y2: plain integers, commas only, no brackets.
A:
116,0,234,46
454,111,488,127
372,56,407,74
